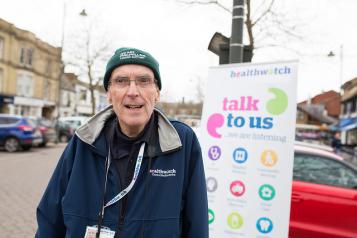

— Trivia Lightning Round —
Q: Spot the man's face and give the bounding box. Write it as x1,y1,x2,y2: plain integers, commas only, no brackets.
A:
107,64,160,137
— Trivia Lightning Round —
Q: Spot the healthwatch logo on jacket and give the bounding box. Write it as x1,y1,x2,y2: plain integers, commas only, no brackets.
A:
150,169,176,177
206,88,288,138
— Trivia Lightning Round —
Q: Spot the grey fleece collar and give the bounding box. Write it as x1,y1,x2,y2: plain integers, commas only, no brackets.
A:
75,105,182,153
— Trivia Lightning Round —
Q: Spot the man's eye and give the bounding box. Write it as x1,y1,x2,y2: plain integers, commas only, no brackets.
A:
115,78,128,83
138,77,150,84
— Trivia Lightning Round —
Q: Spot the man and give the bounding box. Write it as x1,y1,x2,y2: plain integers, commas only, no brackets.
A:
36,47,208,238
331,131,342,154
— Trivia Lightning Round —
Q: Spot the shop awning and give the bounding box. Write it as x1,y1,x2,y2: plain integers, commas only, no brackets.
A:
339,118,357,131
341,118,357,131
329,118,357,131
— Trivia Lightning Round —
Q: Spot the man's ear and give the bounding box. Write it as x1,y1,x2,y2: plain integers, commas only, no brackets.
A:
155,89,160,103
107,91,112,104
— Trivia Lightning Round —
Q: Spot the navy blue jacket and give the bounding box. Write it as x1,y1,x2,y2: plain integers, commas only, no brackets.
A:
36,107,208,238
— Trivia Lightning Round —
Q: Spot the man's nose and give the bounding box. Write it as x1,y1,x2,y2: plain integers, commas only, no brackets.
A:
126,80,140,95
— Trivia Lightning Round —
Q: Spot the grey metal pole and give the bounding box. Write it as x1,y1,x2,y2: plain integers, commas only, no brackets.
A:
339,44,343,92
55,1,66,143
229,0,244,63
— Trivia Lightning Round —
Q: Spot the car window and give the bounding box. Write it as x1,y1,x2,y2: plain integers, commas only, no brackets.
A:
9,118,20,124
67,120,81,127
0,117,6,124
294,153,357,189
25,118,37,128
39,119,53,127
0,117,19,125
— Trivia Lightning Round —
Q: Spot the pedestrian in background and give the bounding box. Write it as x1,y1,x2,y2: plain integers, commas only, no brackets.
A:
35,47,208,238
331,131,342,154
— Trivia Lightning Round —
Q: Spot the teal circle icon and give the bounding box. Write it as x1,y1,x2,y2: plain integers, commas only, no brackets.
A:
208,209,215,224
259,184,276,201
256,217,273,234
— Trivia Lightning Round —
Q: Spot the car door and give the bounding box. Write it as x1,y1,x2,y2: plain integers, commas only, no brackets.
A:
290,153,357,238
0,117,7,145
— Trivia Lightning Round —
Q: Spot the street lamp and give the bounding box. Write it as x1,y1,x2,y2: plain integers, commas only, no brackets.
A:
55,2,66,142
327,45,344,93
327,45,344,139
80,9,87,17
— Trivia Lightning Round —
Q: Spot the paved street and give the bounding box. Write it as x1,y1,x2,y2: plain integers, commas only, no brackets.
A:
0,143,67,238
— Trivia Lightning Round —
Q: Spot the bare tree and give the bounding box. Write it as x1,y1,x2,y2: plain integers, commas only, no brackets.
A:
194,76,205,103
176,0,305,58
65,17,112,115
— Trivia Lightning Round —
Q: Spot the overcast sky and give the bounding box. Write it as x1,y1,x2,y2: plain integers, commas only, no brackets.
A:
1,0,357,102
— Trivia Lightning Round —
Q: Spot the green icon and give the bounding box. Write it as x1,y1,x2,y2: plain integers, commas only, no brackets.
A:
227,212,243,229
259,184,276,201
266,88,288,115
208,209,215,224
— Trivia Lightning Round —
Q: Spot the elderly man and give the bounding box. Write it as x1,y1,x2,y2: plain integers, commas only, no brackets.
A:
36,47,208,238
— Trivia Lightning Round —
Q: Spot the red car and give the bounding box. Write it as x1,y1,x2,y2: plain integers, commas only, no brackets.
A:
290,143,357,238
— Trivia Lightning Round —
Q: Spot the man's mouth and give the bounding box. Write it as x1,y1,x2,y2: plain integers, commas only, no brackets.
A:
125,104,143,109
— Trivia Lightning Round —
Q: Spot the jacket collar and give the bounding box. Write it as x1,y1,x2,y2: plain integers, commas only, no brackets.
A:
75,105,182,153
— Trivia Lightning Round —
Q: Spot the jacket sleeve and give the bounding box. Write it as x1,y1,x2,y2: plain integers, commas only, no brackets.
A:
182,131,209,238
35,138,76,238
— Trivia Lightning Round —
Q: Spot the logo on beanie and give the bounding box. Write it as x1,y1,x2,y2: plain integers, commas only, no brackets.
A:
120,50,146,60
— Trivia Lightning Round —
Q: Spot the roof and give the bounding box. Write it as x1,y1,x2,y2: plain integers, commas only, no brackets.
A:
297,104,338,124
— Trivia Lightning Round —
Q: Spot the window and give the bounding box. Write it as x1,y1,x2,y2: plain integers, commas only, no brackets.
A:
79,89,87,101
0,37,4,59
19,47,34,66
27,49,33,65
294,153,357,189
297,110,305,121
346,101,353,114
16,74,33,97
0,117,19,125
19,48,25,64
0,68,3,92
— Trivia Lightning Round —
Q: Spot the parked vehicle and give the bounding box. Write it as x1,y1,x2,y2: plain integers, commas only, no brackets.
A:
290,143,357,238
59,116,89,129
57,121,75,143
28,117,56,147
0,114,42,152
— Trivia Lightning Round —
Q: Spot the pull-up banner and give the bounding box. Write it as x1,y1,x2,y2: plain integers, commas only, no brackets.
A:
201,61,298,238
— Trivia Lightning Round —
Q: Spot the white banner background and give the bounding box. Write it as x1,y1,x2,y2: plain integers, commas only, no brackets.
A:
200,61,298,238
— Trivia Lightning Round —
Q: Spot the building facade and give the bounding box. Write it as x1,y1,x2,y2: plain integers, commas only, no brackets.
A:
0,18,61,118
75,80,107,117
340,78,357,145
60,73,77,117
295,90,340,144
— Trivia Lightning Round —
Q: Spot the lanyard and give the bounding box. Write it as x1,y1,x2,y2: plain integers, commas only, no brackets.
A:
104,142,145,209
96,142,145,238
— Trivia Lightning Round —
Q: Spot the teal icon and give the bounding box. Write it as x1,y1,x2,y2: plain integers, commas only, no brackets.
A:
256,217,273,234
208,209,215,224
266,88,288,115
259,184,276,201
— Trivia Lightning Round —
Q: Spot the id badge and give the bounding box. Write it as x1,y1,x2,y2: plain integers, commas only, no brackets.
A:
84,226,115,238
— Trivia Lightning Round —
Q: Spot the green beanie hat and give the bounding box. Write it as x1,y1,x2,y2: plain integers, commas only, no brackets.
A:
103,47,161,91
